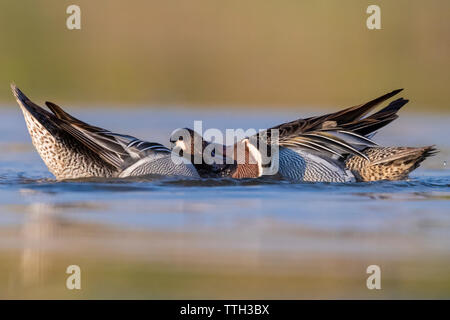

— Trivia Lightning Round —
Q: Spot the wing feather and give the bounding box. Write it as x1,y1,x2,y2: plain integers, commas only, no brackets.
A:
45,101,170,169
255,90,407,161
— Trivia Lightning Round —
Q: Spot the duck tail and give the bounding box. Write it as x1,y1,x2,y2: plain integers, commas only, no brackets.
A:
11,83,57,127
346,146,438,181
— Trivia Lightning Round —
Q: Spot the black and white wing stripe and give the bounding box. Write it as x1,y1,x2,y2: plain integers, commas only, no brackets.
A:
278,130,377,160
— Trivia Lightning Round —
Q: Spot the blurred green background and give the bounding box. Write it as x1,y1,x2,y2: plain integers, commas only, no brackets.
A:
0,0,449,110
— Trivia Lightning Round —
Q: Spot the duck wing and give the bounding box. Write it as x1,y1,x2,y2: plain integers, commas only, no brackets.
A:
43,101,170,170
259,89,407,160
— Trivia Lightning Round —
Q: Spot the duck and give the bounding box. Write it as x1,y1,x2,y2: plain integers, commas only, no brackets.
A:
170,127,240,178
170,89,437,182
11,84,199,180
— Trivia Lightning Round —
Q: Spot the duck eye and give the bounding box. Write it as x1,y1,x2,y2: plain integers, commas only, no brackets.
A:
179,136,183,141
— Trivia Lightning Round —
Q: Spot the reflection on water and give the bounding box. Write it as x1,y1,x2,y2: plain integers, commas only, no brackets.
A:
0,108,449,298
20,203,56,286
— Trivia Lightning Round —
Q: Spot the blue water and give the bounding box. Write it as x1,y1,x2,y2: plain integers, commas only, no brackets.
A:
0,107,449,298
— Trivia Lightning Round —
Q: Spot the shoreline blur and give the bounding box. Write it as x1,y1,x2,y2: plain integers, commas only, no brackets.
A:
1,0,449,111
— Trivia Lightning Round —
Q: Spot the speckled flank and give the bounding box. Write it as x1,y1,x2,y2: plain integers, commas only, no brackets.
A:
21,107,116,180
345,146,435,181
278,147,355,182
118,155,199,178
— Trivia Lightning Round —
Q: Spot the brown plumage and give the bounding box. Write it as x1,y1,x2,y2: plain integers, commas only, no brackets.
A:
346,146,438,181
230,139,262,178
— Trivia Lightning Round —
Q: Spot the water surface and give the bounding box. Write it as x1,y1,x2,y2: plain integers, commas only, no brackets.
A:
0,107,449,299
